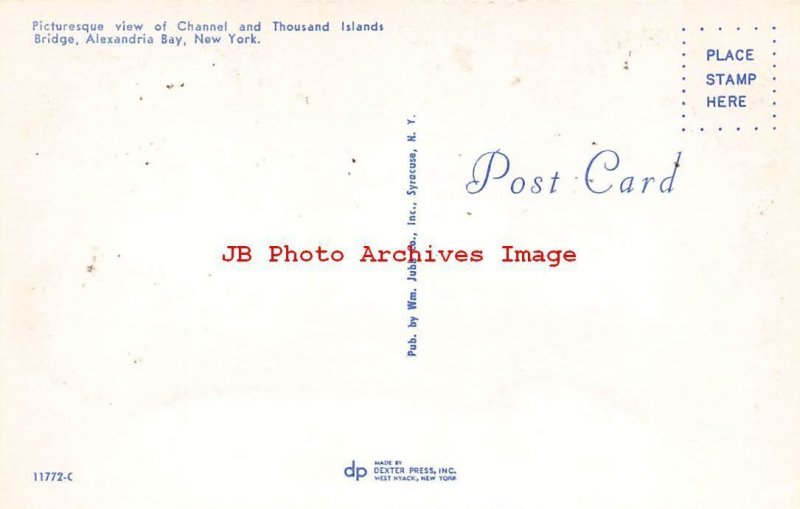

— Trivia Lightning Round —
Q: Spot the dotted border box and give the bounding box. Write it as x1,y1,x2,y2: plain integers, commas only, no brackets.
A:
680,26,777,133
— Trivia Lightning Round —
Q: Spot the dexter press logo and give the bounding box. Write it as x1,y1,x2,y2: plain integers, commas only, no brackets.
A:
344,461,367,481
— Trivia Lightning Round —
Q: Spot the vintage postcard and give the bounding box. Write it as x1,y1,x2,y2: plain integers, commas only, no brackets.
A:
1,1,798,508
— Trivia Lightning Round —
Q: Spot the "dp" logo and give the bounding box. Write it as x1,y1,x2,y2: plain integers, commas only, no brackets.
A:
344,461,367,481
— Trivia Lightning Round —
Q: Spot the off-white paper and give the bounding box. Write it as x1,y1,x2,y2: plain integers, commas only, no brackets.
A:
1,1,799,508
